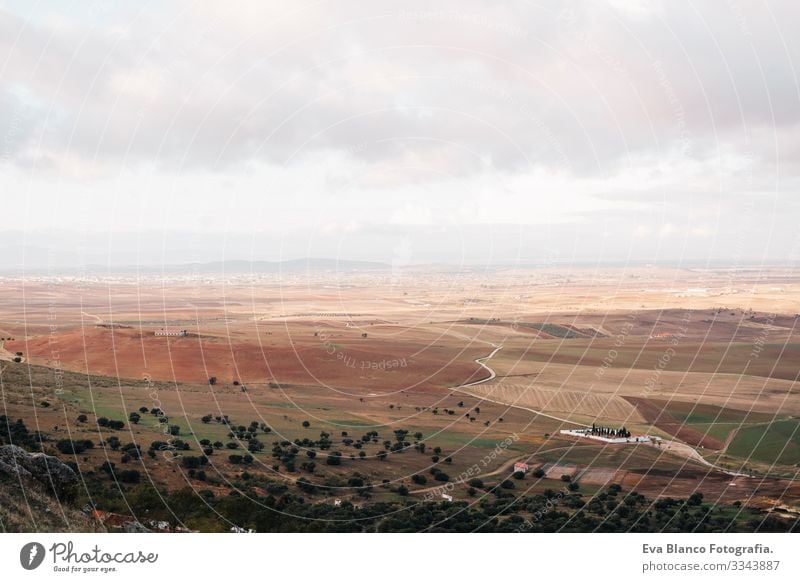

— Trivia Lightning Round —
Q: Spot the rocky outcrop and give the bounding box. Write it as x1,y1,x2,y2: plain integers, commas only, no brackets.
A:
0,445,78,495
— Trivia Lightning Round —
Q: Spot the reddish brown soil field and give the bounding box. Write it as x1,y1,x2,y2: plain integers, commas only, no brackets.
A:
624,396,724,450
9,326,489,393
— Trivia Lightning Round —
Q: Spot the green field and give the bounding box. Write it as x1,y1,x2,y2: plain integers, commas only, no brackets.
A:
727,419,800,466
651,400,780,442
516,322,586,339
514,340,800,381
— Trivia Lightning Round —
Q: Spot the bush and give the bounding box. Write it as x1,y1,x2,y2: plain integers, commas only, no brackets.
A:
513,471,525,480
118,470,140,484
688,492,704,506
56,439,93,455
77,414,88,423
500,479,515,489
532,468,545,478
411,474,427,485
302,421,310,428
560,474,572,483
468,478,484,488
128,412,140,424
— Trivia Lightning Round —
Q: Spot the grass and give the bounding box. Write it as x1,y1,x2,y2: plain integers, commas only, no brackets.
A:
649,400,782,443
726,419,800,466
330,419,374,427
514,340,800,381
516,323,585,339
656,400,775,425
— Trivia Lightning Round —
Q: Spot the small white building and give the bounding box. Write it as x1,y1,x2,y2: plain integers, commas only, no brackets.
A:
559,428,661,444
155,329,188,337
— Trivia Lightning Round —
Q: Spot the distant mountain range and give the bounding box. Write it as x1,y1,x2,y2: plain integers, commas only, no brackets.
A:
174,258,392,273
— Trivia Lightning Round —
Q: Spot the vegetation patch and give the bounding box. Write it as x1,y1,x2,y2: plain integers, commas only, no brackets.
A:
727,420,800,466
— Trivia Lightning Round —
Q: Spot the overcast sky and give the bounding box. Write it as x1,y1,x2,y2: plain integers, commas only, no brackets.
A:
1,0,799,269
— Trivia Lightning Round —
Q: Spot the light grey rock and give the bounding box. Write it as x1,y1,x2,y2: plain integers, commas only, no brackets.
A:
0,445,78,494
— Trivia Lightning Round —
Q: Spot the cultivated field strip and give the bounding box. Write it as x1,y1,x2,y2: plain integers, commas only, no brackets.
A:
464,381,645,423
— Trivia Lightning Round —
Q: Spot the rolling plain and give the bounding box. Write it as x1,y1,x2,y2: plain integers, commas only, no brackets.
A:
1,265,799,531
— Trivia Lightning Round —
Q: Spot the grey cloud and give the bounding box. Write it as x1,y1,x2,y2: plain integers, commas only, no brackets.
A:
0,0,795,178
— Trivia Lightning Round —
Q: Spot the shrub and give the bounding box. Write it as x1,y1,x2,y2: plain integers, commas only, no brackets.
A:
118,470,140,484
182,455,207,469
56,439,93,455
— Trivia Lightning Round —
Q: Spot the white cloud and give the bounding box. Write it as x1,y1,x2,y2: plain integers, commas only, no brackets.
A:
1,0,798,265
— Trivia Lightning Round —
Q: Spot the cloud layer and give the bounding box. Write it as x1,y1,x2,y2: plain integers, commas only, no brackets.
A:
1,0,798,267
